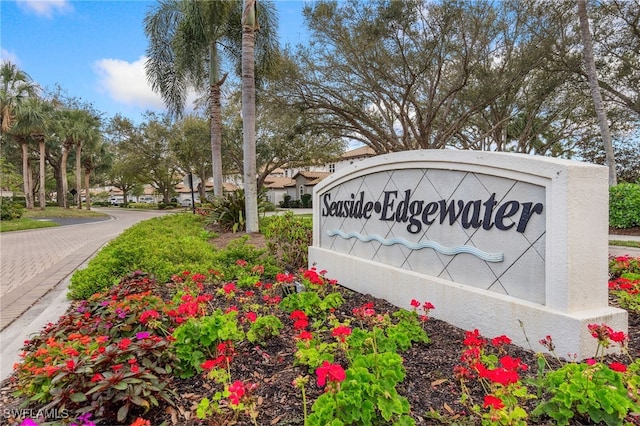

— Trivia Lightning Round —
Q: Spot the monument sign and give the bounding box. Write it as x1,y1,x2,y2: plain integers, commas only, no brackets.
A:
309,150,627,359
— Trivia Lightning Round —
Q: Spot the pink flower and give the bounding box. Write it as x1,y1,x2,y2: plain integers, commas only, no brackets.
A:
586,358,597,366
316,361,346,388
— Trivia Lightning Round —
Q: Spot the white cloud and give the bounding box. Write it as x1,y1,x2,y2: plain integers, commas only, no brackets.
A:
93,56,166,110
1,49,20,66
93,56,200,114
16,0,73,18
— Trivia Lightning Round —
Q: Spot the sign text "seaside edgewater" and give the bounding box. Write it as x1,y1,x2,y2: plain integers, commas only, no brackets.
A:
321,190,544,234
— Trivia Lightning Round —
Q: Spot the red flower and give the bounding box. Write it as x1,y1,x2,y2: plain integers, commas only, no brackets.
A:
303,268,324,285
223,282,236,294
499,355,527,372
112,364,124,372
236,259,248,267
586,358,597,366
90,373,104,382
316,361,346,388
65,359,76,371
276,273,295,283
610,330,628,344
463,329,486,347
410,299,420,308
294,319,309,330
609,362,627,372
491,335,512,347
297,331,313,341
201,358,220,370
331,326,352,343
228,380,246,405
290,310,308,321
117,338,132,351
139,309,160,323
422,301,435,311
483,395,505,410
245,312,257,323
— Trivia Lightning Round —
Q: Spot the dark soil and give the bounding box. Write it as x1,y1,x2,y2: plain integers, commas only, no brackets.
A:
610,226,640,237
1,230,639,426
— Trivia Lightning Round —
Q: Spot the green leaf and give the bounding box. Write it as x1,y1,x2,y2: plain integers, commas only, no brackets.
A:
70,392,88,403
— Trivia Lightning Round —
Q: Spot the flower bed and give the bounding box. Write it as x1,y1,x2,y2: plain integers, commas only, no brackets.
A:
2,227,639,425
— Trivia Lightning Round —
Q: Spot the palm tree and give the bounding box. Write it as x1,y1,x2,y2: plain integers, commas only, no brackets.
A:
144,0,278,201
0,62,40,208
145,0,234,198
7,97,47,209
242,0,259,232
73,111,101,209
56,108,98,208
577,0,617,186
241,0,278,233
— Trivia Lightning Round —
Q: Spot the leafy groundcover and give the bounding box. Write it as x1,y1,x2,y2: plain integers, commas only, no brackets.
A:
1,249,639,425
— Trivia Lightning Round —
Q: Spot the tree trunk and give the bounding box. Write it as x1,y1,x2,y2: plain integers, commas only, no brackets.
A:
38,139,46,210
84,167,92,210
76,142,83,209
21,141,34,209
242,0,259,233
209,43,225,198
577,0,617,186
61,144,70,208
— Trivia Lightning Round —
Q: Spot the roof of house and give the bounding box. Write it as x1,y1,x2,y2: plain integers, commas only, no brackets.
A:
292,171,332,180
341,145,376,159
264,176,295,189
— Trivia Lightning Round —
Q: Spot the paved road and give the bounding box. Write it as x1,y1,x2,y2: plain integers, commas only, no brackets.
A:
0,208,173,380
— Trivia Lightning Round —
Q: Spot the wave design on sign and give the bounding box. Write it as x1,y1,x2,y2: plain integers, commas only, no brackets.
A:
327,230,504,263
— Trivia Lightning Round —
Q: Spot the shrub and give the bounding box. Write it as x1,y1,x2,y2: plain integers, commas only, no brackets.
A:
262,212,312,270
301,193,312,208
609,183,640,228
207,189,269,232
68,214,220,299
0,198,24,220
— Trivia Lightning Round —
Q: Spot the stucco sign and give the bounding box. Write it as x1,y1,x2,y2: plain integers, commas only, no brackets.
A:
309,150,627,359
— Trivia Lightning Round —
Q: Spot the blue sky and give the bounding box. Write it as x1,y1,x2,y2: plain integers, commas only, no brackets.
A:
1,0,308,123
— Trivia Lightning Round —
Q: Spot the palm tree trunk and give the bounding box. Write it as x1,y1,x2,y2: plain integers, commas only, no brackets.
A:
242,0,259,233
76,142,83,209
61,144,70,208
577,0,617,186
209,42,225,198
21,141,34,209
38,139,46,210
84,167,92,210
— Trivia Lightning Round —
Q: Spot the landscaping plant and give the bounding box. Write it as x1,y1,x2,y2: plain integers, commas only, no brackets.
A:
8,212,640,426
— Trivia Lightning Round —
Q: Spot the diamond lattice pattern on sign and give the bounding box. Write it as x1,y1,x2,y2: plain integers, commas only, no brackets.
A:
319,169,546,304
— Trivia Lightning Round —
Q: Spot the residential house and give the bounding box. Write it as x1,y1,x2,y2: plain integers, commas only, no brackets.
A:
264,146,377,205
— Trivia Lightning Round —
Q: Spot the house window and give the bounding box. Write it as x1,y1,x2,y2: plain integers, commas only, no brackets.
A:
329,163,335,173
299,185,304,198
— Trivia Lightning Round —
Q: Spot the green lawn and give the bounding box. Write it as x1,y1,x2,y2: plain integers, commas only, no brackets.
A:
0,207,108,233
